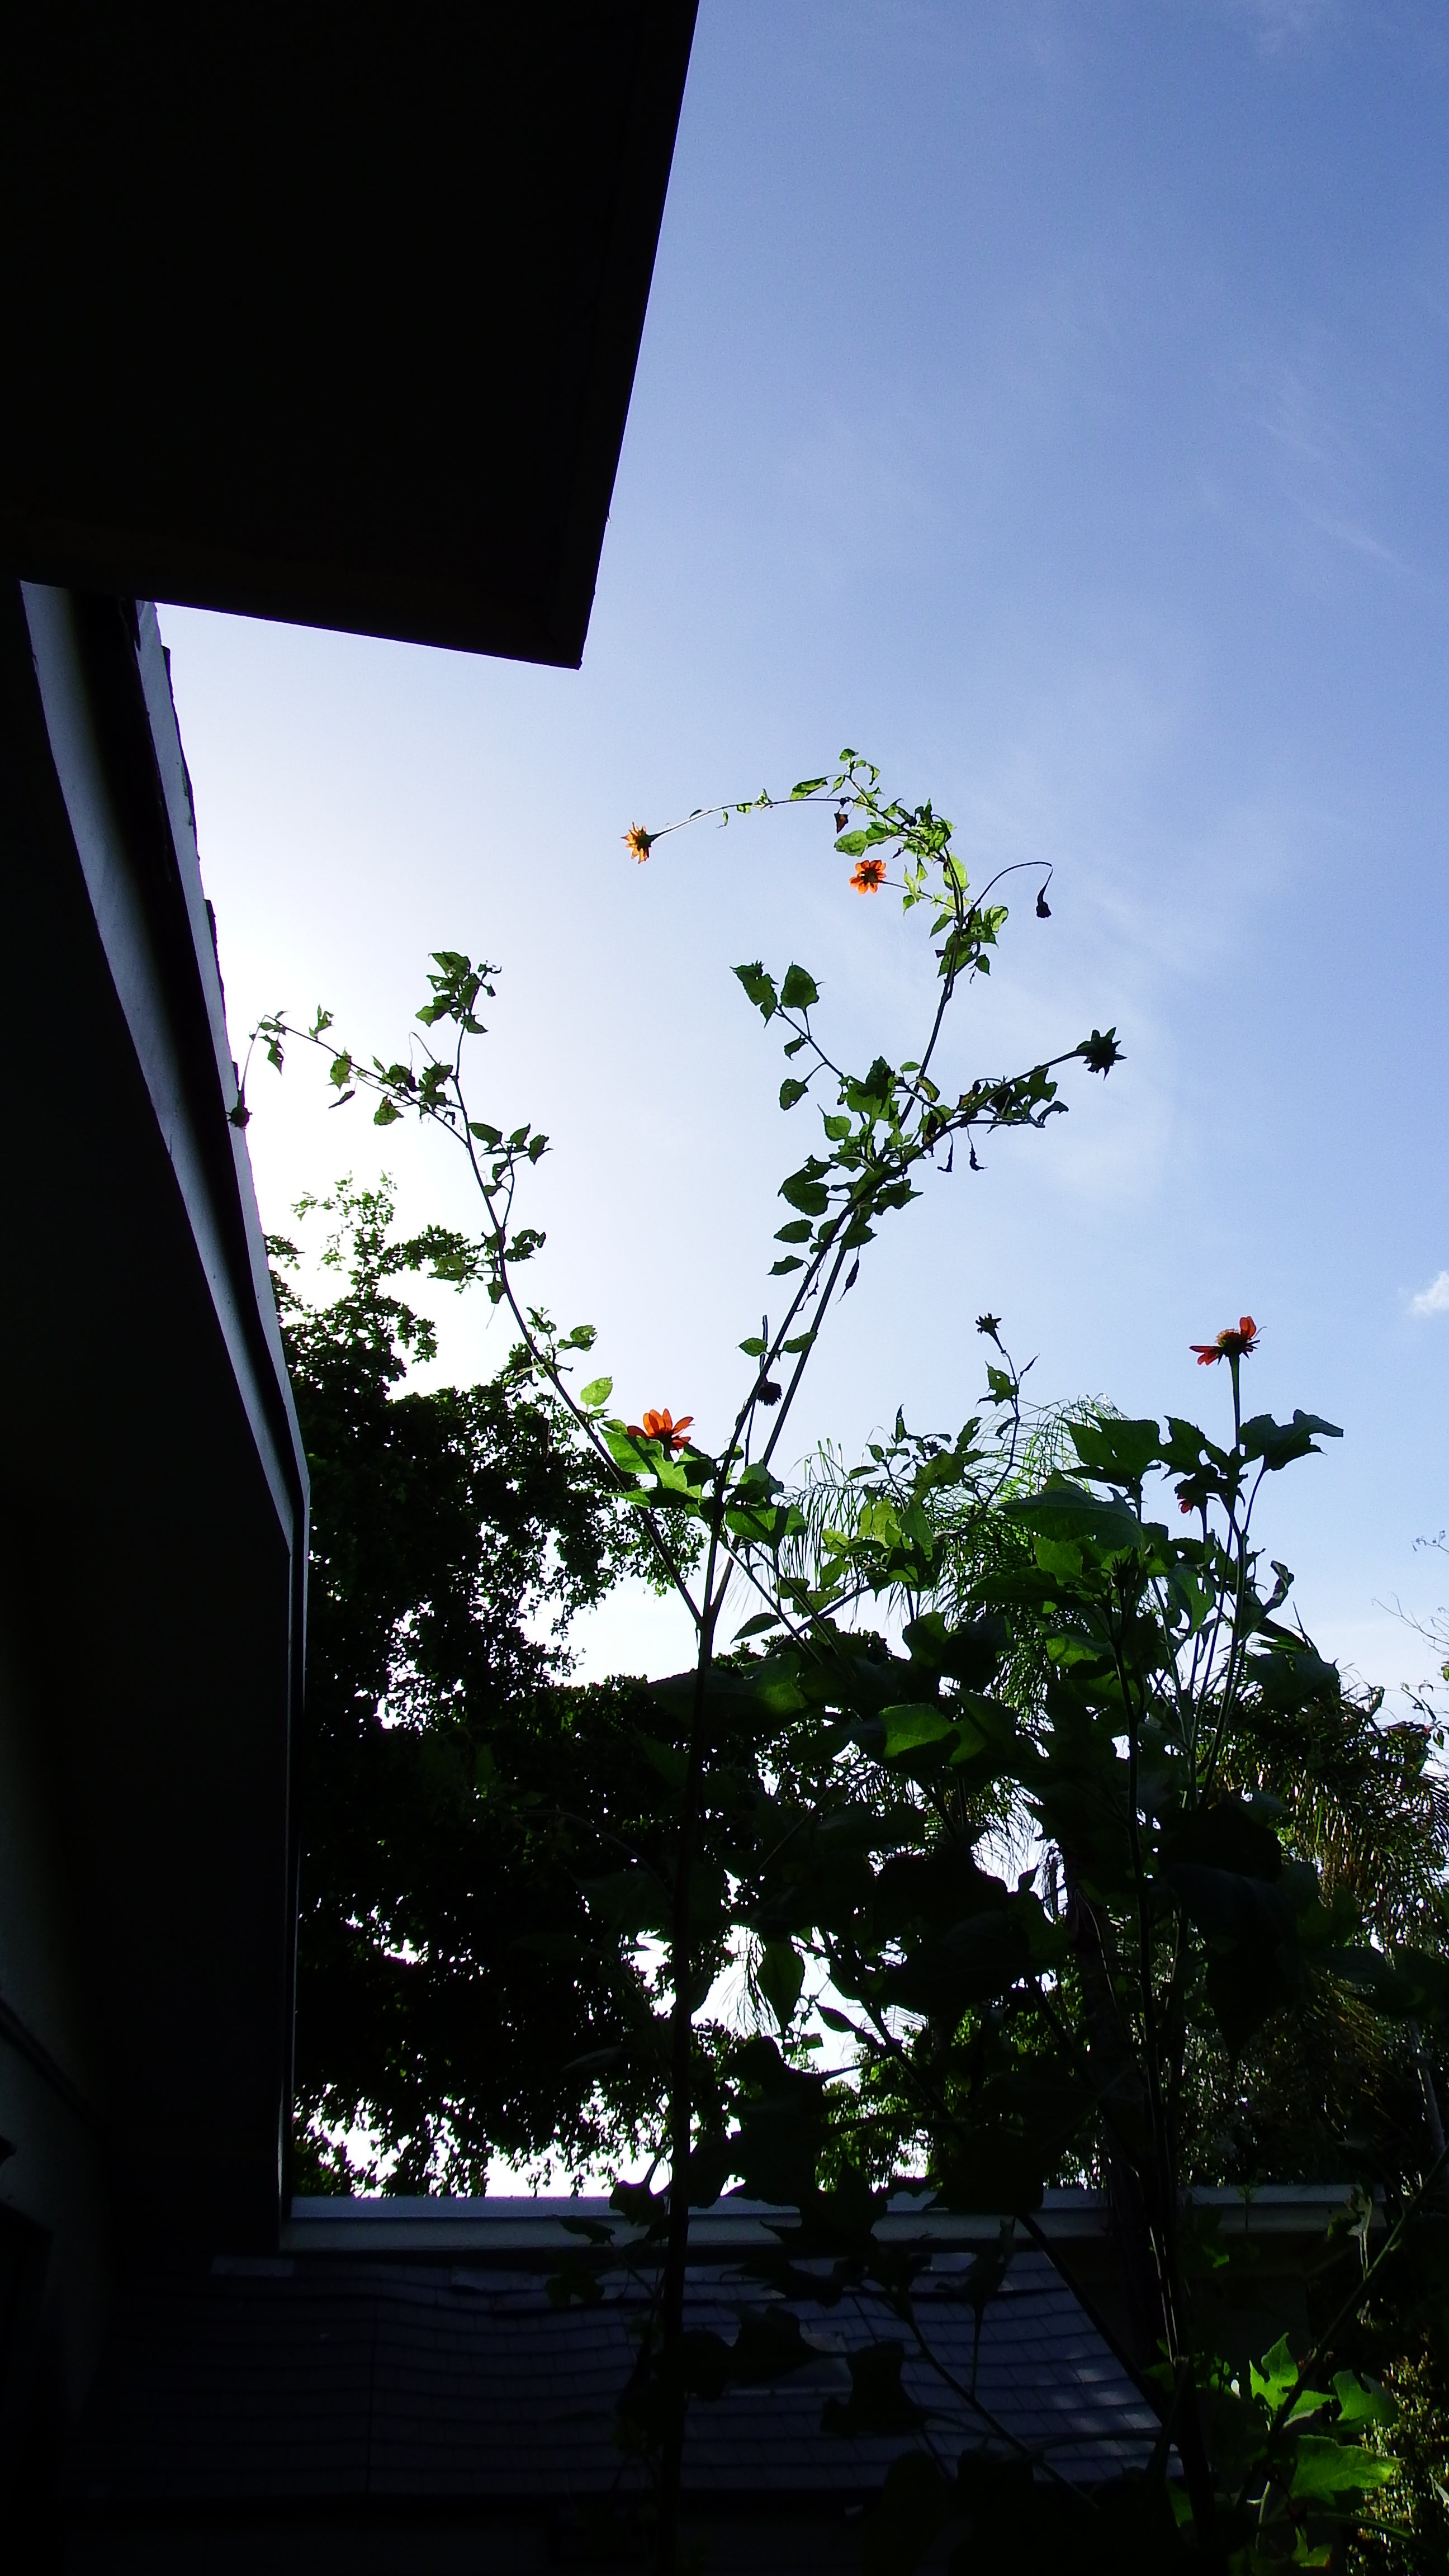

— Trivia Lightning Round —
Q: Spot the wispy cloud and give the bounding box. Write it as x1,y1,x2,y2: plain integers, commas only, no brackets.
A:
1233,0,1336,53
1410,1271,1449,1318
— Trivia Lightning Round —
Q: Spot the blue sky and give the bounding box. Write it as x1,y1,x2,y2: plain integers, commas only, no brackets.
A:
164,0,1449,1698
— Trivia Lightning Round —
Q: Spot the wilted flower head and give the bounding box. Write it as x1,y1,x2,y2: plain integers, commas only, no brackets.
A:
623,823,655,863
1190,1316,1260,1367
626,1407,694,1452
850,856,887,893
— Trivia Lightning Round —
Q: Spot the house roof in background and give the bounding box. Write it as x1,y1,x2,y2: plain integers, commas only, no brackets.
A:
71,2247,1159,2512
1,4,698,664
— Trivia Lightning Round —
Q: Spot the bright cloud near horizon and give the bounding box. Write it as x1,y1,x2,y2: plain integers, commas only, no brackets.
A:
160,0,1449,1703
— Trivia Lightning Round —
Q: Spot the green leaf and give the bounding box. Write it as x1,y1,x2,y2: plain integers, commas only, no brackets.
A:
879,1704,955,1758
1240,1409,1344,1470
780,964,820,1011
733,1612,780,1641
1033,1536,1082,1579
579,1375,613,1410
734,962,778,1020
1249,2334,1302,2413
775,1219,813,1243
1001,1479,1145,1551
769,1256,804,1275
1248,1642,1341,1713
373,1100,403,1126
1333,2370,1392,2428
738,1337,766,1357
757,1940,806,2033
779,1077,809,1110
1066,1415,1162,1485
790,775,830,798
1290,2436,1398,2500
779,1172,831,1216
834,830,870,858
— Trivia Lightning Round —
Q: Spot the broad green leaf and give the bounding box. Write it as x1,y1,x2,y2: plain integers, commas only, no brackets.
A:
1001,1479,1144,1551
769,1256,804,1275
1066,1415,1162,1485
578,1375,612,1410
834,830,870,858
879,1704,956,1757
738,1336,766,1357
780,963,821,1011
1248,1642,1341,1712
1033,1535,1082,1579
1249,2334,1299,2412
775,1218,813,1243
779,1171,830,1216
790,775,830,798
1240,1409,1343,1471
1333,2371,1391,2428
779,1077,809,1110
1290,2436,1398,2500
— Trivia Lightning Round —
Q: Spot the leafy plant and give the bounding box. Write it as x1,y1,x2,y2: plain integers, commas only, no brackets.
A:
243,756,1448,2572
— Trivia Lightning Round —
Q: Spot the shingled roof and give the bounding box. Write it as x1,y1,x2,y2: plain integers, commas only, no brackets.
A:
65,2205,1162,2573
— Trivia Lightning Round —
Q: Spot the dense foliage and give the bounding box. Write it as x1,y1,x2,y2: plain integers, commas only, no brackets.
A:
276,1183,684,2191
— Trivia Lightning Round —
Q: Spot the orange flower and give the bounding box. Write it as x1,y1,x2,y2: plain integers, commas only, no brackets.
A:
626,1408,694,1452
1190,1315,1260,1367
850,856,887,893
623,823,655,863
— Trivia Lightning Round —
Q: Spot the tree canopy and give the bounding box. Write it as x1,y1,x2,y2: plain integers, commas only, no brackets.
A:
276,1182,682,2191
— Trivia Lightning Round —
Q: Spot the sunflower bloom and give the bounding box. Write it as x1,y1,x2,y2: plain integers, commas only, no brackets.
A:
626,1407,694,1452
624,823,655,863
1190,1315,1260,1367
850,856,887,893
